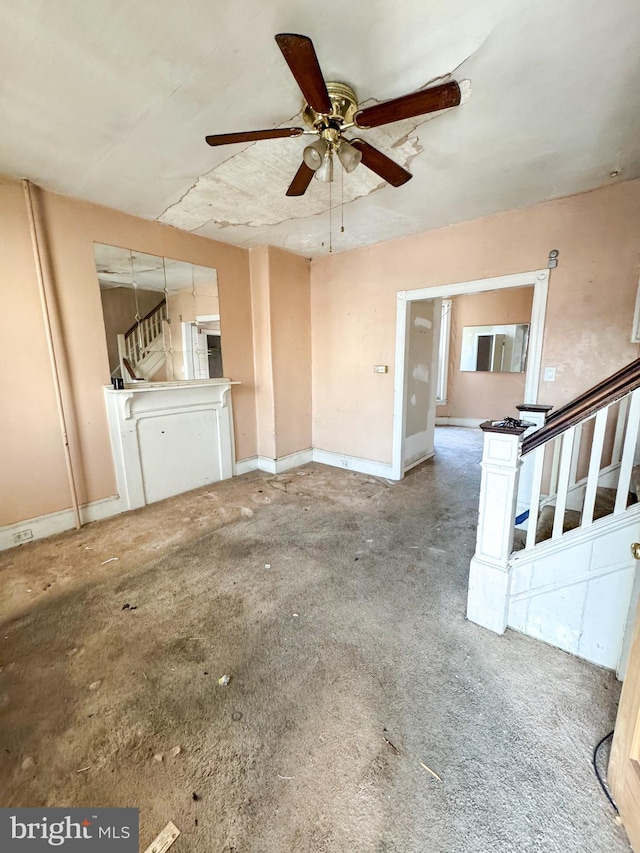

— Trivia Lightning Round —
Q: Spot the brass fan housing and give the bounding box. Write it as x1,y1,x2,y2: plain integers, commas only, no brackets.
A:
303,81,358,129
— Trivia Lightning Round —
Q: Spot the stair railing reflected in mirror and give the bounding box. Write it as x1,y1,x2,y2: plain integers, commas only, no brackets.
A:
93,243,222,383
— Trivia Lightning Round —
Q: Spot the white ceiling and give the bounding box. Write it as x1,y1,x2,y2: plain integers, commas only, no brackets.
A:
2,0,639,256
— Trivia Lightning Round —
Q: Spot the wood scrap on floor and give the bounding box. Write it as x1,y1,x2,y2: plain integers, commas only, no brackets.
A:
143,821,180,853
420,761,443,782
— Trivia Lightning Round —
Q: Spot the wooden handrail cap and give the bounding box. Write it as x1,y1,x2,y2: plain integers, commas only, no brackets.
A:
479,420,528,436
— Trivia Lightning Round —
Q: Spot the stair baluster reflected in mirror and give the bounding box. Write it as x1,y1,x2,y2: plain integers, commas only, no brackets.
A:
93,243,222,384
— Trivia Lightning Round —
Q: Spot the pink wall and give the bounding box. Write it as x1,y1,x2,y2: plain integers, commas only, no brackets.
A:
0,175,256,526
249,246,312,461
3,172,639,531
438,286,534,421
269,247,312,459
250,246,276,460
311,180,640,463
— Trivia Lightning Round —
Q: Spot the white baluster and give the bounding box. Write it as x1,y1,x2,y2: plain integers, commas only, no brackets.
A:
582,406,609,526
525,445,545,550
614,388,640,513
612,395,630,466
568,422,582,487
552,426,575,539
549,436,561,498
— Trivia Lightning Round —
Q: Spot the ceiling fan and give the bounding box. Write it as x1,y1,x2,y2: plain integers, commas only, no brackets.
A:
205,33,462,197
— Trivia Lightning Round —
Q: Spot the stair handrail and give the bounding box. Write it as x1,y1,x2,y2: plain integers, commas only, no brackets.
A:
124,298,166,340
522,357,640,456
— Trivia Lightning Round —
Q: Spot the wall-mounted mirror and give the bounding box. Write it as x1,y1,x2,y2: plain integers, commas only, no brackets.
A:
94,243,222,383
460,323,529,373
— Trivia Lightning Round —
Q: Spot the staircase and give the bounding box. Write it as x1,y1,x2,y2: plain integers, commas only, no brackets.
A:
116,299,168,381
467,358,640,676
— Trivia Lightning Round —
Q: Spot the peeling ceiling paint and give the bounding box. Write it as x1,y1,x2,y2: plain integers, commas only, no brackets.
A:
159,83,471,233
1,0,639,256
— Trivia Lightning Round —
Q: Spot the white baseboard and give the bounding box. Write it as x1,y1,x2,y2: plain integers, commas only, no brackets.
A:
257,449,313,475
235,450,314,476
0,495,125,552
312,448,397,480
405,451,434,473
234,457,258,476
436,417,484,428
2,446,387,551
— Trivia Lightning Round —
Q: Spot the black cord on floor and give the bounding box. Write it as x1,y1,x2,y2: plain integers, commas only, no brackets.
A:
593,730,619,815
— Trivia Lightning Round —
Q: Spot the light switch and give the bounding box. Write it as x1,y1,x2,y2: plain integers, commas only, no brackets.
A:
374,365,388,374
544,367,556,382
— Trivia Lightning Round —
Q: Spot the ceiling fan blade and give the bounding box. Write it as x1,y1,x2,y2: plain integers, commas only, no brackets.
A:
350,139,412,187
205,127,303,146
275,33,332,115
354,81,461,129
286,161,315,197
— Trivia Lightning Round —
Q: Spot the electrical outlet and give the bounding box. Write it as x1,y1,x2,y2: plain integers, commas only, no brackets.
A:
544,367,556,382
374,365,388,374
13,529,33,544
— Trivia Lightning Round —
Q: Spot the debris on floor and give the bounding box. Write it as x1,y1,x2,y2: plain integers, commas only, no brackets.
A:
365,477,390,488
218,674,231,686
170,746,181,757
383,736,401,756
143,820,180,853
100,557,119,565
266,476,292,493
420,761,443,782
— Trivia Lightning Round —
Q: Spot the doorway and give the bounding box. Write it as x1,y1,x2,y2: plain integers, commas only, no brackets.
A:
182,315,224,380
391,269,550,479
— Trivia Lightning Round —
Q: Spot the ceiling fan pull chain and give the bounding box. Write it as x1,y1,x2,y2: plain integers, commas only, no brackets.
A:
329,176,333,253
341,165,345,234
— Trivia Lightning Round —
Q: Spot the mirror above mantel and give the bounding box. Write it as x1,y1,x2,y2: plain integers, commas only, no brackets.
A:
94,243,223,383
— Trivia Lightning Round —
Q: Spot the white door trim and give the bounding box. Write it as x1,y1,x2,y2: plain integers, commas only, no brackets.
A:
391,269,550,480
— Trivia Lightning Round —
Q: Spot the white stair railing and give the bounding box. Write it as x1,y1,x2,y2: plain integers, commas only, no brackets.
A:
467,360,640,635
520,388,640,550
117,299,167,377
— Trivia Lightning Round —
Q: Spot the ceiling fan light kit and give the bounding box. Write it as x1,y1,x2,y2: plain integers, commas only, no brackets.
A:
315,150,334,183
337,139,362,173
302,137,328,170
205,33,463,197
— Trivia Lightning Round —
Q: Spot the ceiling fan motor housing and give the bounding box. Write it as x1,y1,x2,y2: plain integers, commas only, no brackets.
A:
303,81,358,131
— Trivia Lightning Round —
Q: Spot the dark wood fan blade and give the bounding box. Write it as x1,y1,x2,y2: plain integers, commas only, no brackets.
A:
286,161,315,197
354,81,461,129
205,127,303,146
350,139,412,187
275,33,332,114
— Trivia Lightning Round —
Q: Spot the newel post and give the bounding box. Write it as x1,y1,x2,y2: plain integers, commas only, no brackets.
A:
515,403,553,529
467,420,527,634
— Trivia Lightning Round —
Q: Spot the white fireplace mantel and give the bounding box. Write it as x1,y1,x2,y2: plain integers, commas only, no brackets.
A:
104,379,238,510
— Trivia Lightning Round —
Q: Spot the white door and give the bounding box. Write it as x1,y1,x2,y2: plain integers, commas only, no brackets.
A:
403,298,442,471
